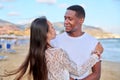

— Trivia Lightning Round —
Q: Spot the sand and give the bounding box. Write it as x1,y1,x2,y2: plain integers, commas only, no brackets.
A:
0,45,120,80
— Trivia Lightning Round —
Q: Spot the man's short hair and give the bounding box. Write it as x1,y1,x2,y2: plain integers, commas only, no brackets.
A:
67,5,85,18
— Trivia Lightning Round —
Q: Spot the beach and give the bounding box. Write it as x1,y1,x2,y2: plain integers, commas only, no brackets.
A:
0,45,120,80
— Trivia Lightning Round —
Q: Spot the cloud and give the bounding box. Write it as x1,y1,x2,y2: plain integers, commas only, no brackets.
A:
6,5,14,9
36,0,56,5
0,0,15,2
58,3,68,8
7,11,20,16
0,4,4,9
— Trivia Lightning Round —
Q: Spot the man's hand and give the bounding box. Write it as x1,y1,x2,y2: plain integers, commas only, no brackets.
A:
92,50,101,59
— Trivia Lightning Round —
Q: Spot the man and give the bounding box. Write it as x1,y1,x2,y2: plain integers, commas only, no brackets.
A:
51,5,103,80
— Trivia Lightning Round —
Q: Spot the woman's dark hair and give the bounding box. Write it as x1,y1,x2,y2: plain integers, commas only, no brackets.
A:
67,5,85,18
2,17,49,80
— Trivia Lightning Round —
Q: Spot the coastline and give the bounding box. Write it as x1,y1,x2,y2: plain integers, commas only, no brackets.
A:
96,37,120,40
0,45,120,80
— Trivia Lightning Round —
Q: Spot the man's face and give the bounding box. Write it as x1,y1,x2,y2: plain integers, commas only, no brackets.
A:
64,10,81,33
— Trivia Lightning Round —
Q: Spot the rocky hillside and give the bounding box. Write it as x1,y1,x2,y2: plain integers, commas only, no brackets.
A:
0,19,120,39
53,22,120,39
0,19,20,35
82,25,120,38
0,19,30,36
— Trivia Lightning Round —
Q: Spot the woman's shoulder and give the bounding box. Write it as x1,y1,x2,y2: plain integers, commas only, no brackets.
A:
47,47,63,53
46,48,64,60
47,47,60,50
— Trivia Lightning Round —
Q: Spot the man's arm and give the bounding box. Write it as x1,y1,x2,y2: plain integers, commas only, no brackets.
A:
81,42,104,80
70,62,101,80
81,61,101,80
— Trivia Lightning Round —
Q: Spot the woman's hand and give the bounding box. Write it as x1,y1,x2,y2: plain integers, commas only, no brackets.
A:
92,50,101,59
70,77,74,80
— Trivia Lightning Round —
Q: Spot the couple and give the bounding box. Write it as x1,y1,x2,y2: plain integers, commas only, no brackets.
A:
1,5,103,80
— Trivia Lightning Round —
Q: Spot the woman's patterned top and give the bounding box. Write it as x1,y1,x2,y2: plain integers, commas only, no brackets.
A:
45,48,99,80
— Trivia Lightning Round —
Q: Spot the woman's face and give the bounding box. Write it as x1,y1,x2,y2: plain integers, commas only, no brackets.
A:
47,21,56,40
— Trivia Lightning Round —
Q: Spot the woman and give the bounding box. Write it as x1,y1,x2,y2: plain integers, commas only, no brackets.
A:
1,17,100,80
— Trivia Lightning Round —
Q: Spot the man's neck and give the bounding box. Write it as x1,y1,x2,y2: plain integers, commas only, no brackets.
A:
67,31,84,37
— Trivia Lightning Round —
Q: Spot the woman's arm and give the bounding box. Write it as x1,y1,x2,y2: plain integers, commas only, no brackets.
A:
59,49,100,77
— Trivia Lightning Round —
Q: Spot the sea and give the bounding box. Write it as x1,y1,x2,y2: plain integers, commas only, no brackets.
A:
98,38,120,62
0,38,120,62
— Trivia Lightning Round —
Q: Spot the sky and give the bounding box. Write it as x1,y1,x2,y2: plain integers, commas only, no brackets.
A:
0,0,120,34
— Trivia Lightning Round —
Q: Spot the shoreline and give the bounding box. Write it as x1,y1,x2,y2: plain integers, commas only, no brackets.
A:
97,38,120,40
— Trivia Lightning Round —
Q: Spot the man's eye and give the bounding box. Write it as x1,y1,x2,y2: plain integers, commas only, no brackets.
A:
64,17,67,20
69,18,72,21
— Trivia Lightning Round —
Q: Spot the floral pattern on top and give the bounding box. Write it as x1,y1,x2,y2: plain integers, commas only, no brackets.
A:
45,48,99,80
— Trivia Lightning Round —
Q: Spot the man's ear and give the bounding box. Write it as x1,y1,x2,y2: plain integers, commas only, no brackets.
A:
79,18,84,23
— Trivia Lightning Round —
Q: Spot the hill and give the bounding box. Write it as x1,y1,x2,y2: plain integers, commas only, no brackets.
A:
0,19,120,38
0,19,21,35
53,22,120,39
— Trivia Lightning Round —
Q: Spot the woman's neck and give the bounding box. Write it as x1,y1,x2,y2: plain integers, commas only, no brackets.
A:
47,39,52,48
